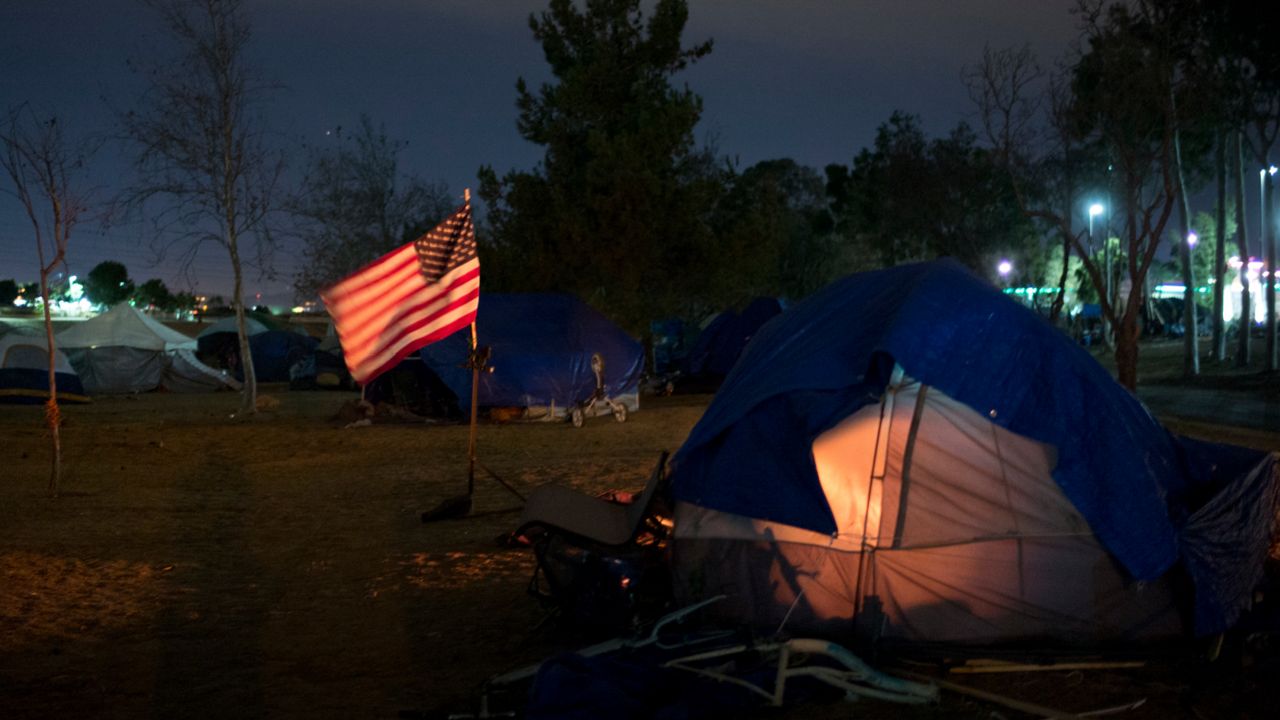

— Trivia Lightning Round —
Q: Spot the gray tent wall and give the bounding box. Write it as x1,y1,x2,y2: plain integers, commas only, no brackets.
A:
672,375,1184,648
162,348,241,393
64,346,168,395
57,305,235,395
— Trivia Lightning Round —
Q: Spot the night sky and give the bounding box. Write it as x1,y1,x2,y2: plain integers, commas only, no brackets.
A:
2,0,1080,306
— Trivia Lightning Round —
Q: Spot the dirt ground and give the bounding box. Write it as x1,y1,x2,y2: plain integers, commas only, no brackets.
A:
0,388,710,718
2,350,1279,719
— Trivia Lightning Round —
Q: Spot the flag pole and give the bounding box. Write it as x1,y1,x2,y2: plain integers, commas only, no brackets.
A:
419,188,523,523
466,190,479,498
467,322,478,496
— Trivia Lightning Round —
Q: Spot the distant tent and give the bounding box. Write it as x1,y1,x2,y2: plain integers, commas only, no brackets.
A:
649,317,687,376
363,353,462,420
671,260,1278,650
196,313,308,339
0,320,39,339
682,297,782,389
162,348,243,393
419,293,644,418
196,316,270,338
249,330,319,382
0,335,89,404
198,329,319,383
310,322,351,390
56,304,234,394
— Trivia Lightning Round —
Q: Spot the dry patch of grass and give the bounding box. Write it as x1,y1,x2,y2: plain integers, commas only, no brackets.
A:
0,552,169,652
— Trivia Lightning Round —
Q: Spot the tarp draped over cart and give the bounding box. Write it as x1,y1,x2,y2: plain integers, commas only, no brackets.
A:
419,293,644,417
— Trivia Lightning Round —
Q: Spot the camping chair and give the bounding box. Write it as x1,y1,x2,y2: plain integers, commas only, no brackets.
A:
514,451,672,633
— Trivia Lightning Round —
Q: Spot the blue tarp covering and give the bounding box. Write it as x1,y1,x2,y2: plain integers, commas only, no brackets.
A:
197,329,319,382
420,293,644,413
0,367,87,404
671,260,1277,634
684,297,783,381
248,330,319,383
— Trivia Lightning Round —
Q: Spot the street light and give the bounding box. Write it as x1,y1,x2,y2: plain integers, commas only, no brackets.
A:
1088,202,1105,241
1187,231,1198,248
1089,201,1110,345
998,259,1013,277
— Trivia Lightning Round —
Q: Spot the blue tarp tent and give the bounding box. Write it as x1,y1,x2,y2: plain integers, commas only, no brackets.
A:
683,297,782,383
671,260,1277,647
420,293,644,417
197,329,319,383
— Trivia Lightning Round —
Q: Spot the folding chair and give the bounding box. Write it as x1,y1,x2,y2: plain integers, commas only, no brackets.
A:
515,450,669,547
514,451,673,633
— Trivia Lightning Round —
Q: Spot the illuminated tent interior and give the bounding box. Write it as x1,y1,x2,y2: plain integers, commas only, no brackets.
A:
670,260,1278,651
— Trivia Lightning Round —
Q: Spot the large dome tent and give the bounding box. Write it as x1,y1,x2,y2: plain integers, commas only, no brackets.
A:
670,260,1278,650
56,304,235,394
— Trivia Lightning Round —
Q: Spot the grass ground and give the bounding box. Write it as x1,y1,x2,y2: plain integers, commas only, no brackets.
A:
1,336,1277,719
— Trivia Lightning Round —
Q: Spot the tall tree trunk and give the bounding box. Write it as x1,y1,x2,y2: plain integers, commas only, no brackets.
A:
1235,130,1252,367
1172,96,1200,376
1114,311,1141,391
229,233,258,416
39,271,62,496
1049,173,1075,326
1267,170,1277,371
1212,131,1226,361
1050,232,1071,324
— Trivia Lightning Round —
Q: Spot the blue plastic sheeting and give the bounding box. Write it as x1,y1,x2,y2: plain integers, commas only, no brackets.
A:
420,293,644,413
0,368,87,404
199,330,319,382
671,260,1277,634
250,330,319,382
684,297,782,379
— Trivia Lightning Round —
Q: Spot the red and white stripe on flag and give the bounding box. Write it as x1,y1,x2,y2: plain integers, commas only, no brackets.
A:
321,214,479,385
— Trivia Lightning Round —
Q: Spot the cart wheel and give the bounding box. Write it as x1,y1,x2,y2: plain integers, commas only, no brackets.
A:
570,407,584,428
612,403,627,423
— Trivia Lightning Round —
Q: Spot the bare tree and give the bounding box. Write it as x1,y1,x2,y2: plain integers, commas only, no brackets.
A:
120,0,283,416
290,115,454,301
1,106,92,494
968,4,1189,391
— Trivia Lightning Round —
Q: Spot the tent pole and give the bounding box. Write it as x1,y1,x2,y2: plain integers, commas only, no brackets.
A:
891,384,929,549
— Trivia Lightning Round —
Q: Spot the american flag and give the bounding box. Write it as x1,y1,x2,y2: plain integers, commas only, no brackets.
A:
321,203,480,385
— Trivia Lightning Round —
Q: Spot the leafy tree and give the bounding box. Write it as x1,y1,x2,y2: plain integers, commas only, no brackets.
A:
134,278,174,311
478,0,717,331
826,113,1036,281
709,159,836,305
84,261,135,307
172,290,198,316
1,104,93,495
0,279,18,306
121,0,284,416
291,115,454,300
